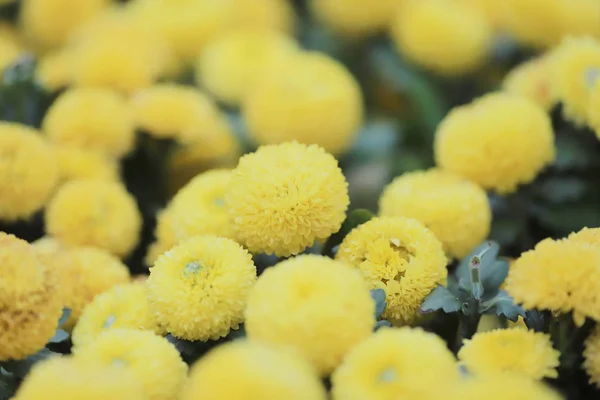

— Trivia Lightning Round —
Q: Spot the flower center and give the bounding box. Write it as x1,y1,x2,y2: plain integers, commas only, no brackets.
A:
112,358,127,367
585,67,600,88
389,238,413,263
214,198,224,207
103,314,116,329
379,368,396,383
184,261,202,276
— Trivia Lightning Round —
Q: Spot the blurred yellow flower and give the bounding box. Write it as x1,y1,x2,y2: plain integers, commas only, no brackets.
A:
0,23,21,73
584,326,600,388
589,81,600,137
228,0,296,35
448,373,563,400
503,53,558,111
456,0,507,31
502,0,564,49
54,145,119,185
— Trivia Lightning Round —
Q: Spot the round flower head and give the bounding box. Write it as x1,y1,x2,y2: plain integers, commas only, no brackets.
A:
147,235,257,341
42,88,135,157
245,255,375,375
54,145,119,185
434,92,555,194
226,142,350,256
551,37,600,125
310,0,399,37
505,238,600,326
336,217,447,324
448,373,563,400
588,79,600,138
390,0,492,76
584,326,600,387
243,53,363,155
0,123,59,221
13,356,145,400
561,1,600,39
458,329,560,380
197,29,298,105
502,0,564,49
228,0,296,35
503,53,558,111
183,340,327,400
72,282,162,349
379,169,491,259
36,48,74,91
45,180,142,258
568,227,600,246
0,23,21,73
74,329,188,400
0,233,63,361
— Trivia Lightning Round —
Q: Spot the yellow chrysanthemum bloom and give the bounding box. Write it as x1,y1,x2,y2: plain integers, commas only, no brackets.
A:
455,0,507,31
0,123,59,222
336,217,447,324
226,142,350,256
311,0,399,37
459,329,560,380
245,255,374,375
505,238,600,326
197,29,298,106
54,145,119,185
45,180,142,258
35,48,74,91
390,0,492,76
434,92,555,194
584,326,600,387
243,53,363,155
589,81,600,138
147,235,257,341
503,53,558,111
13,356,145,400
551,37,600,125
183,340,326,400
228,0,296,35
74,329,188,400
448,373,563,400
379,169,491,259
331,327,460,400
0,23,21,73
502,0,564,49
42,88,135,157
568,227,600,246
0,233,63,361
72,282,162,349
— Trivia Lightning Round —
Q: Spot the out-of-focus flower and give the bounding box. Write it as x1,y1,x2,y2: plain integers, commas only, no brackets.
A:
183,340,326,400
243,53,363,155
336,217,447,324
245,255,374,375
560,0,600,40
502,0,564,49
54,145,119,185
0,123,59,221
434,92,555,194
584,326,600,388
147,235,256,341
390,0,492,75
448,373,564,400
35,48,74,91
0,23,21,73
379,169,491,259
45,180,142,258
228,0,296,35
589,81,600,137
226,142,349,256
332,327,460,400
503,53,558,111
455,0,507,31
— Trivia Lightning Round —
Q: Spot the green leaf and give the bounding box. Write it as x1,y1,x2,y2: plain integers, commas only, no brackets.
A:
48,329,69,344
0,372,17,400
374,320,392,331
524,310,551,333
420,285,462,314
455,241,500,282
322,209,374,257
0,349,56,379
57,308,71,328
370,289,387,320
481,260,510,292
480,290,525,322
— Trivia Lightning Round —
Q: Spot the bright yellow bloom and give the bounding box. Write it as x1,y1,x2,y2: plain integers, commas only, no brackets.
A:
584,326,600,387
336,217,447,324
332,327,459,400
0,123,59,221
0,233,63,361
589,81,600,137
45,180,142,258
35,48,74,91
228,0,296,35
455,0,507,30
562,0,600,40
503,53,558,111
434,92,555,194
459,329,560,380
147,235,257,341
197,29,298,106
243,53,363,155
448,373,563,400
0,23,21,73
72,282,162,349
74,329,188,400
502,0,564,49
379,169,491,259
245,255,374,375
390,0,492,75
54,145,119,185
568,227,600,246
226,142,349,256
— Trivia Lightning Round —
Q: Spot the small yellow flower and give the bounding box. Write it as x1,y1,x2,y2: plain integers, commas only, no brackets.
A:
228,0,296,35
183,340,327,400
434,92,555,194
245,255,375,375
74,329,188,400
147,235,257,341
0,23,21,73
448,373,563,400
35,48,75,91
226,142,349,257
332,327,460,400
336,217,447,324
54,145,119,185
502,0,565,49
584,326,600,387
503,53,558,111
379,169,491,259
459,329,560,380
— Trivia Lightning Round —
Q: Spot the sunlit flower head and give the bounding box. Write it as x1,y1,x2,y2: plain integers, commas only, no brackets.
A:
503,53,558,111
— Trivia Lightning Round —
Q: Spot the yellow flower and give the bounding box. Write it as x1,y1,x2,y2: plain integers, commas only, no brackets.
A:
228,0,296,35
42,88,135,157
448,373,563,400
54,145,119,185
147,235,257,341
226,142,349,256
505,238,600,326
551,37,600,125
332,327,460,400
74,329,188,400
568,227,600,246
502,0,564,49
503,53,558,111
560,0,600,40
197,29,298,106
243,53,363,155
245,255,374,375
434,92,555,194
0,123,59,221
13,356,145,400
183,340,326,400
336,217,447,324
45,180,142,258
455,0,507,30
584,326,600,387
459,329,560,380
72,282,162,349
589,81,600,137
35,48,74,91
390,0,492,76
379,169,491,259
0,233,63,361
0,23,21,73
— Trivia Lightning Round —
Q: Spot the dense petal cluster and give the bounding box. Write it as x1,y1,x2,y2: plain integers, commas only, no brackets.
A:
448,373,564,400
54,145,119,185
584,326,600,387
503,53,558,111
310,0,399,37
35,48,75,91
